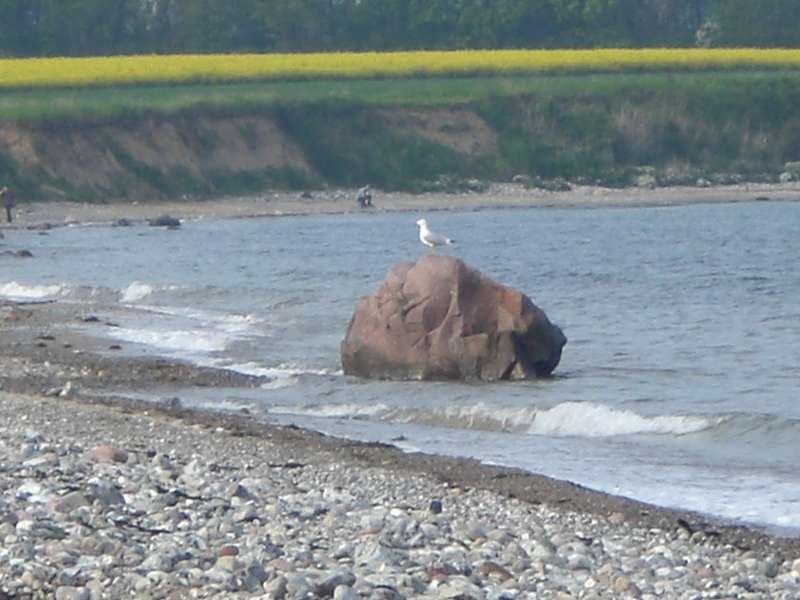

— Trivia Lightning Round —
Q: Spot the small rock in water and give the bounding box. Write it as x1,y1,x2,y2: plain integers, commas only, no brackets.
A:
429,499,443,514
149,215,181,228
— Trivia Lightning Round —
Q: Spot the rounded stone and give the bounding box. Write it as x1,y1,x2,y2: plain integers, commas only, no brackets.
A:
54,587,90,600
90,445,128,464
613,575,633,594
217,545,240,557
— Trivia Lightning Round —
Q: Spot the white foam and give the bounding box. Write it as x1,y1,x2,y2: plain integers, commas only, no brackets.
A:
120,282,156,303
187,360,336,389
269,402,391,419
106,327,230,353
255,364,337,389
386,402,538,432
0,281,66,300
439,402,538,431
257,364,335,378
529,401,716,438
135,303,263,334
250,397,717,439
214,313,264,334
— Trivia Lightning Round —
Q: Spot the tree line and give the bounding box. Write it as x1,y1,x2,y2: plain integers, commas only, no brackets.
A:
1,0,799,58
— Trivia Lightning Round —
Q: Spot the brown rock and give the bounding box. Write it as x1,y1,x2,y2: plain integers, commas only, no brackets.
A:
428,563,461,582
608,512,626,525
217,545,240,557
341,255,566,381
478,560,514,581
90,445,128,464
52,492,90,514
613,575,641,597
215,555,240,572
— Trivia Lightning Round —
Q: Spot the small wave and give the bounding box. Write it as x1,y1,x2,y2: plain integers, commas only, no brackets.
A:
386,401,714,438
1,282,125,304
120,282,186,304
121,282,156,303
261,399,720,439
251,364,338,389
106,326,230,353
188,361,339,389
391,402,539,432
270,402,392,419
261,401,538,432
134,303,263,335
0,281,66,300
529,401,717,437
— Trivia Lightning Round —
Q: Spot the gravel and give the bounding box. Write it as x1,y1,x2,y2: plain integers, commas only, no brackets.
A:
1,391,798,599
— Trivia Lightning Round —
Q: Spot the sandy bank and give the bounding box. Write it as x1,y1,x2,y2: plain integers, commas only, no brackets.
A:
2,182,799,230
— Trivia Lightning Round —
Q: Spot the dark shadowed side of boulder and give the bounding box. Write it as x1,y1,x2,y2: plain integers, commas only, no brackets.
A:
341,255,566,381
149,215,181,228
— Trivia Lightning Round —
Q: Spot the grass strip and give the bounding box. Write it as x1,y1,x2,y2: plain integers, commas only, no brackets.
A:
3,71,800,122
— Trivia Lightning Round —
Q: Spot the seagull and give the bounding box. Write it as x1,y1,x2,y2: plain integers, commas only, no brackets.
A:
416,218,455,248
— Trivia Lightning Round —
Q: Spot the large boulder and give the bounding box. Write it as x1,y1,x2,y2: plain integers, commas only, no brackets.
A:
341,255,566,381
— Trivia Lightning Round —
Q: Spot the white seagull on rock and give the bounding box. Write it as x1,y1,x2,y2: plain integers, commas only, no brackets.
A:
416,218,455,248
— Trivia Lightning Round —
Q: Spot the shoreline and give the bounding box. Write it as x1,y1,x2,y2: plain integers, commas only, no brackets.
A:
2,184,800,541
3,389,799,599
3,302,800,541
1,312,800,596
1,181,799,230
2,189,800,596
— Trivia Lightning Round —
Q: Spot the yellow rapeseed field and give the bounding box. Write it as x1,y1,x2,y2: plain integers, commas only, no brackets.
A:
2,48,800,89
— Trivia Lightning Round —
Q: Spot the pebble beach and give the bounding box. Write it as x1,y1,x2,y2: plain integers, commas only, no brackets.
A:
1,388,799,600
2,184,800,599
1,299,799,599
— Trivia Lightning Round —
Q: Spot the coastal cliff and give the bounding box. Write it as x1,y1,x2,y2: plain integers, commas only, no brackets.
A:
1,84,799,201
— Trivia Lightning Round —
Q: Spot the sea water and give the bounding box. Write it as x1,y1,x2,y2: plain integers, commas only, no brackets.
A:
2,200,799,532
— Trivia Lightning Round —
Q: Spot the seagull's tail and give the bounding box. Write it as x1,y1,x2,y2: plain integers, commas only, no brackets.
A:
446,238,455,245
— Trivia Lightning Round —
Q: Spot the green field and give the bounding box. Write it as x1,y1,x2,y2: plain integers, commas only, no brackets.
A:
2,70,800,122
3,68,800,200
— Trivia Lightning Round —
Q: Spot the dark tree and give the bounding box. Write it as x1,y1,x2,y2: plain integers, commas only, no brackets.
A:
0,0,794,58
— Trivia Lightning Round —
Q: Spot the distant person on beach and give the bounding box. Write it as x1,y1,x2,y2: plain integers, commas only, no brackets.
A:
0,186,16,223
356,185,373,208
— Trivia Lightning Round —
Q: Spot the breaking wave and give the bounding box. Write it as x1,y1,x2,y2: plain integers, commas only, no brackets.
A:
528,401,718,437
0,281,66,300
265,399,722,438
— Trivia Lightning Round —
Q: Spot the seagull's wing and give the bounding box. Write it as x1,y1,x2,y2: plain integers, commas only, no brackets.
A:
425,229,453,245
